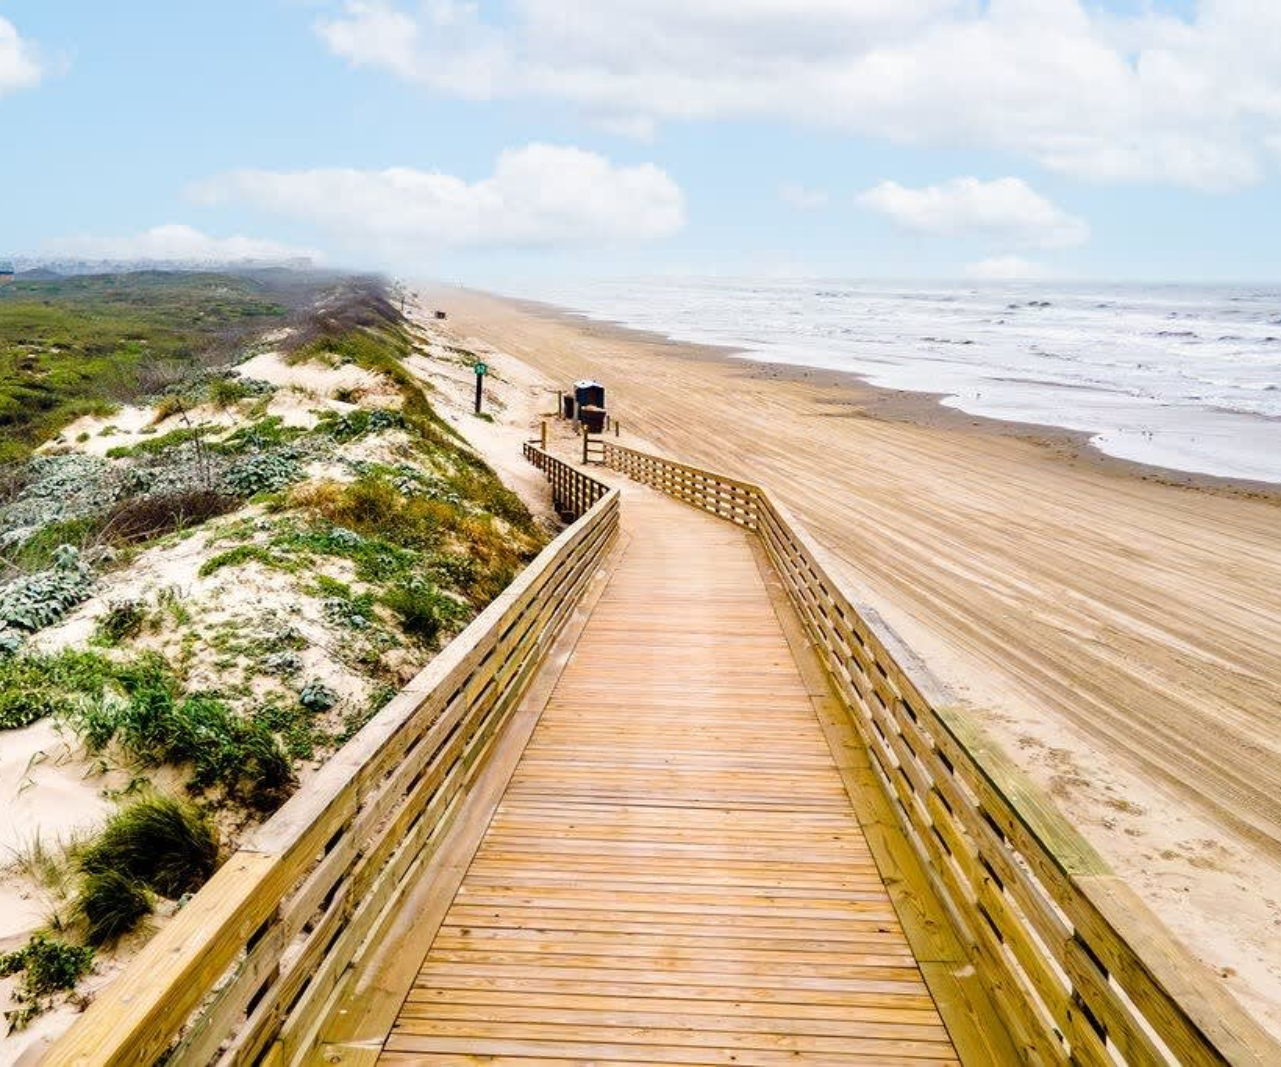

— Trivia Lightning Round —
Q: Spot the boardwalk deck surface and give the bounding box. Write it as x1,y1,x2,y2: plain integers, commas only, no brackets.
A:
381,485,960,1064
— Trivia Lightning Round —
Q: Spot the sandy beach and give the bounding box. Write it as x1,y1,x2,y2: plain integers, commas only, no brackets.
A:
422,286,1281,1035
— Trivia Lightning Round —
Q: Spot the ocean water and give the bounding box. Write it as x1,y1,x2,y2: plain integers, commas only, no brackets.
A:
517,278,1281,484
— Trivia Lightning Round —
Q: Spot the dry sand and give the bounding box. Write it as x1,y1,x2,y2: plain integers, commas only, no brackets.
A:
423,285,1281,1036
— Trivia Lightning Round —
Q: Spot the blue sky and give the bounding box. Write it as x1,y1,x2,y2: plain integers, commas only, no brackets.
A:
3,1,1281,283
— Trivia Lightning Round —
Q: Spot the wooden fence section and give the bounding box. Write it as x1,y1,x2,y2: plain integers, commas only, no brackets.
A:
523,440,608,519
598,441,759,529
47,455,618,1067
598,440,1279,1067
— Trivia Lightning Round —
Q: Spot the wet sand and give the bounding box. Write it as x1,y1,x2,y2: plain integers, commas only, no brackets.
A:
425,284,1281,1036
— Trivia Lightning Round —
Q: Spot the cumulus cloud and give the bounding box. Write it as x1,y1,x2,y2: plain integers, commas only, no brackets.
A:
42,225,315,264
858,177,1089,249
964,255,1051,281
316,0,1281,191
780,184,830,210
190,143,685,255
0,17,42,96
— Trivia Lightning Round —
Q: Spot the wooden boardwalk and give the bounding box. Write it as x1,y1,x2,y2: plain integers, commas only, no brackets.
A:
380,486,960,1064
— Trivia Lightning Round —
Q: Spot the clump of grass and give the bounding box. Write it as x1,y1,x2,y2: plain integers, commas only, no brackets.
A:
150,394,185,425
74,869,153,946
0,649,119,731
4,832,80,904
381,580,460,644
208,377,251,409
199,543,286,578
60,652,295,812
79,795,219,898
0,933,95,1032
93,599,145,645
104,425,207,458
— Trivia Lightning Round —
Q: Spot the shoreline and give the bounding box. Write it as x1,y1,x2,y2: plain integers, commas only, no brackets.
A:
498,292,1281,504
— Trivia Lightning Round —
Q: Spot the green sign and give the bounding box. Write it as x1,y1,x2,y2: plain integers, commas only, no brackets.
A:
474,362,488,376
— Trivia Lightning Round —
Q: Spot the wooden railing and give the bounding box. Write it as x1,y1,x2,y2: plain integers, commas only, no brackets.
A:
47,460,618,1067
598,442,760,529
524,440,609,519
598,440,1279,1067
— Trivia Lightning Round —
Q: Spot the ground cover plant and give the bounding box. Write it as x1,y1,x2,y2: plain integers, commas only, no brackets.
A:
0,934,95,1033
0,271,314,462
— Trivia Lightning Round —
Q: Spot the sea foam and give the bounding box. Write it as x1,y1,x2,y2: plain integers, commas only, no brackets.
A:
518,278,1281,484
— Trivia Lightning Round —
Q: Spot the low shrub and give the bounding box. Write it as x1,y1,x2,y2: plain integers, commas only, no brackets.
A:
0,933,95,1032
298,680,337,713
0,548,94,636
79,796,219,898
317,407,401,443
74,869,152,946
261,650,302,676
101,489,236,543
222,452,303,497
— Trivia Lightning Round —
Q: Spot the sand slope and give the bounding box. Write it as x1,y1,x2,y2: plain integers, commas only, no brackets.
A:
427,286,1281,1035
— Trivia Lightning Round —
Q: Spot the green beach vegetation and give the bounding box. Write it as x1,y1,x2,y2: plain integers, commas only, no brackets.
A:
0,271,300,463
0,272,547,1032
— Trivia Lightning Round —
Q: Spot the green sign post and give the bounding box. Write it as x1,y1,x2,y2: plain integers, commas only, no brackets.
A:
473,362,488,414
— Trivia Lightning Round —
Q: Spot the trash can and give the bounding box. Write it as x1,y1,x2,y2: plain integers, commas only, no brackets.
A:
562,394,577,420
574,379,605,410
580,405,607,434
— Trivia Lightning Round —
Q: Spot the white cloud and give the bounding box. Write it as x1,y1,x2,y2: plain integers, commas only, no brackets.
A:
858,177,1089,249
780,184,830,210
190,143,685,256
964,255,1051,281
0,17,42,96
42,225,316,264
316,0,1281,191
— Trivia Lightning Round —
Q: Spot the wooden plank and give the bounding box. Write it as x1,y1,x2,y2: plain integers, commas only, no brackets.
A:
381,481,963,1066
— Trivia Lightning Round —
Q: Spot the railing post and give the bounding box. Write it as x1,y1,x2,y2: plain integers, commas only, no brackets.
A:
540,420,547,450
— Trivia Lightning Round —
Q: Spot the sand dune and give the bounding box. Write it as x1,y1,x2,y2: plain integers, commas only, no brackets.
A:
422,286,1281,1035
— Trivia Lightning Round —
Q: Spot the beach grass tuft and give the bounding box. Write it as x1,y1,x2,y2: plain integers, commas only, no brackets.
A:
74,869,152,946
78,795,219,899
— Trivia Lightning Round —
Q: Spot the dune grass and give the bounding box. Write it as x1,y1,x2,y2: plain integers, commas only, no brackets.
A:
74,869,152,947
79,795,219,899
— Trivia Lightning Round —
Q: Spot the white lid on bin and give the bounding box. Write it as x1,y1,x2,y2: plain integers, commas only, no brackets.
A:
573,379,604,390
